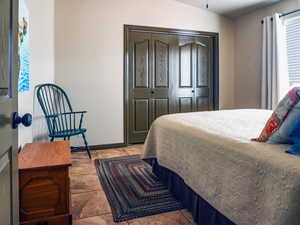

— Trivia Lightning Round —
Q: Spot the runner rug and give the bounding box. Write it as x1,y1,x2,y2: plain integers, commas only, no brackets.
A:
95,155,183,222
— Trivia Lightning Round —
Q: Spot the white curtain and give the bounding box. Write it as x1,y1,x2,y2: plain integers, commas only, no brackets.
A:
261,13,289,109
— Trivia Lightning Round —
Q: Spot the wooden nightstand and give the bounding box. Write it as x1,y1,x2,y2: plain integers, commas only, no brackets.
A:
19,141,72,225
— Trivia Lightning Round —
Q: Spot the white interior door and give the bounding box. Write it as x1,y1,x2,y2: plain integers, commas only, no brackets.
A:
0,0,20,224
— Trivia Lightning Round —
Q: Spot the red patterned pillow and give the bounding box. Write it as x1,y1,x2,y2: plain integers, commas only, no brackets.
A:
252,87,300,142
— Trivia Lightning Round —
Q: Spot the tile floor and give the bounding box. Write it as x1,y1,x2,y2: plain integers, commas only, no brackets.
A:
71,145,197,225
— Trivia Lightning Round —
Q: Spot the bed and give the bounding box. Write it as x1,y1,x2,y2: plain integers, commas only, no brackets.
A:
142,109,300,225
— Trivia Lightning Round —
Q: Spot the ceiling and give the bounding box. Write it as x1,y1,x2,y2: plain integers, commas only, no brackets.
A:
175,0,282,18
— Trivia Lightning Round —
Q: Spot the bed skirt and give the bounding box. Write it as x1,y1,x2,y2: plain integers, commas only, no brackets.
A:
145,159,236,225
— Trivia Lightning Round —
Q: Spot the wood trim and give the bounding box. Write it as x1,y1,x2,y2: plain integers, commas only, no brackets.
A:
124,25,130,145
124,25,219,37
124,25,220,145
73,143,127,152
212,34,220,110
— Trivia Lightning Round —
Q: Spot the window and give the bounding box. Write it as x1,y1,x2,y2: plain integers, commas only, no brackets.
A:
285,16,300,87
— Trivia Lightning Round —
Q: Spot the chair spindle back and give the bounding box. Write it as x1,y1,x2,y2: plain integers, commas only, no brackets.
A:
37,83,73,135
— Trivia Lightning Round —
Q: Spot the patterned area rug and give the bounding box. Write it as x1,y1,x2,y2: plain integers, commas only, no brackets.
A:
95,155,183,222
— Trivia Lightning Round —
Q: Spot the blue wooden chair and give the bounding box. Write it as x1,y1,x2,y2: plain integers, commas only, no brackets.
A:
37,83,91,158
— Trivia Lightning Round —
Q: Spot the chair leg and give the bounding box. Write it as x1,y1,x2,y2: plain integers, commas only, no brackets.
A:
82,133,91,159
50,137,54,142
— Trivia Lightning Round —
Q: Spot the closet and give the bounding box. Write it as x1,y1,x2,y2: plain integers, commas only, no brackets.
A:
125,26,219,143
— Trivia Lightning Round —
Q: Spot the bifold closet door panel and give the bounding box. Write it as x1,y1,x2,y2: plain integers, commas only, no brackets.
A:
173,36,196,113
150,34,176,123
194,37,214,111
172,36,213,113
128,32,152,143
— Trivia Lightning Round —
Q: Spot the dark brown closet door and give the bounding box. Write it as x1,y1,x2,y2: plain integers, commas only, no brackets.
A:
128,32,152,143
194,37,213,111
150,34,175,123
173,36,195,113
173,36,212,113
128,32,175,143
127,31,214,143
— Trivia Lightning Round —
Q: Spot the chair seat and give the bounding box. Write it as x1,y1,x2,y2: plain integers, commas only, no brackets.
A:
50,128,87,138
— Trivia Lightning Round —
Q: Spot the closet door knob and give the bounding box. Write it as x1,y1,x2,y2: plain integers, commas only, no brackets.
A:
192,90,195,93
151,91,155,94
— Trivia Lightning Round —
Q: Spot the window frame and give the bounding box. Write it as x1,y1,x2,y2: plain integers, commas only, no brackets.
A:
283,12,300,87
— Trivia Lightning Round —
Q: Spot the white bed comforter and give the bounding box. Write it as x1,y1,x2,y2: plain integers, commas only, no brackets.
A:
142,109,300,225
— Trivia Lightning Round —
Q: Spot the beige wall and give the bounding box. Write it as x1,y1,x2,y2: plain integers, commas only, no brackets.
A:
18,0,55,146
234,0,300,108
17,0,300,147
55,0,236,146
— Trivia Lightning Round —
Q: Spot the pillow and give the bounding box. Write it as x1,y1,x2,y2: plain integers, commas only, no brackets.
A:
286,119,300,156
252,87,300,143
286,143,300,156
268,98,300,143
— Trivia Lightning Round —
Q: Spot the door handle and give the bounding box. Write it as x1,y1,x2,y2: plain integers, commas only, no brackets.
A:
192,90,195,93
151,90,155,94
12,112,32,129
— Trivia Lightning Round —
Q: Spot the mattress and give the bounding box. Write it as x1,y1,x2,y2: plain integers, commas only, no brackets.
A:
142,109,300,225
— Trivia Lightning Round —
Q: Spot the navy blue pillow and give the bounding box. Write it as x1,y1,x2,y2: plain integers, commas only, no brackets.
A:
286,116,300,156
286,143,300,156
